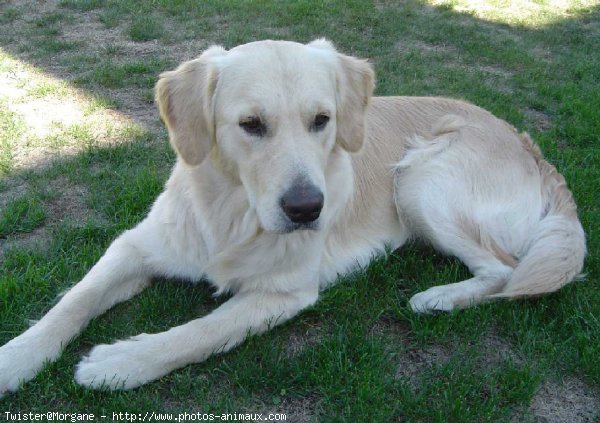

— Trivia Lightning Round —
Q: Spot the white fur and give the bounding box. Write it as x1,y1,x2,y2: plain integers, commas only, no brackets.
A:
0,40,585,396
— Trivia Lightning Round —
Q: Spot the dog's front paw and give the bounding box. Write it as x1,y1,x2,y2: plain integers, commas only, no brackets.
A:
409,285,460,313
75,334,165,390
0,338,48,398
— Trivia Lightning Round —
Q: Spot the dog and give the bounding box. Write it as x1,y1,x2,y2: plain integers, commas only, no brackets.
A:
0,39,585,395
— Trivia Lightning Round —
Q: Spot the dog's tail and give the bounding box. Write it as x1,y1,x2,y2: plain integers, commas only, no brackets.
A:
491,133,586,299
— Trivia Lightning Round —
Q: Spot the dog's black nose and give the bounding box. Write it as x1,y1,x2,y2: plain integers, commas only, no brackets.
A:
280,184,324,224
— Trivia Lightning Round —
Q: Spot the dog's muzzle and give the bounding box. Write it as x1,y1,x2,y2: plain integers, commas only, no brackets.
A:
280,183,324,224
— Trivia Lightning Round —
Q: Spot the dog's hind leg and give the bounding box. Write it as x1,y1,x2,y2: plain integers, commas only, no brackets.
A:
0,227,152,397
395,116,584,313
394,129,515,312
407,220,515,313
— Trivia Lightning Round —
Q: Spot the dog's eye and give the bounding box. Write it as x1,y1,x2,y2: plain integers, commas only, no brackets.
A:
312,113,330,132
239,117,267,137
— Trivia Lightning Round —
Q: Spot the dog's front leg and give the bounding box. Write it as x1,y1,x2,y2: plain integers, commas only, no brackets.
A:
0,229,152,397
75,284,319,390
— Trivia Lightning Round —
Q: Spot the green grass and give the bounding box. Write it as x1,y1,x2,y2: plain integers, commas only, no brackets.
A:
0,7,21,24
0,0,599,421
98,8,121,28
127,15,165,42
82,58,170,89
26,81,71,99
59,0,106,12
0,97,24,176
0,196,46,237
84,94,121,114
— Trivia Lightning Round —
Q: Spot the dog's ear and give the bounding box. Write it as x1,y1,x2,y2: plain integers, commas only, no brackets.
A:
335,53,375,152
309,39,375,153
155,46,227,166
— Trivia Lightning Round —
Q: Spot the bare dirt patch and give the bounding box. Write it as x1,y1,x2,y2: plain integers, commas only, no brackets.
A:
369,315,454,389
10,98,85,139
285,323,326,358
395,342,453,390
45,176,106,226
476,64,513,78
258,395,319,423
389,327,524,391
396,39,457,55
517,378,600,423
0,226,51,264
531,45,554,64
0,176,105,264
479,329,523,360
373,315,599,421
0,178,29,211
524,108,553,132
441,62,514,94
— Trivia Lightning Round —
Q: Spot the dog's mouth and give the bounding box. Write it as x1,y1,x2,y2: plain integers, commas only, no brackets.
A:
291,220,320,232
277,220,320,234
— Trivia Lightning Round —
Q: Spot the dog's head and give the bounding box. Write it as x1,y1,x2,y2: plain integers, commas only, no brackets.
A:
156,39,374,233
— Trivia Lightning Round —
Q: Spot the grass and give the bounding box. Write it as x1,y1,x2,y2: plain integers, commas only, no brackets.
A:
26,81,71,99
0,8,21,25
0,0,599,421
0,196,46,238
0,97,24,175
127,15,165,42
83,58,169,89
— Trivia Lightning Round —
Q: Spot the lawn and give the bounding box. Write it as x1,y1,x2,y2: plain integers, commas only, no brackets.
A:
0,0,599,421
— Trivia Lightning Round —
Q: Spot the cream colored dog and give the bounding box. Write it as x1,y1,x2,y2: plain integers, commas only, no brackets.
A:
0,39,585,395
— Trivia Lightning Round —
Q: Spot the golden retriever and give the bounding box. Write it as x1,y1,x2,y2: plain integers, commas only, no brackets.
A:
0,39,585,394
